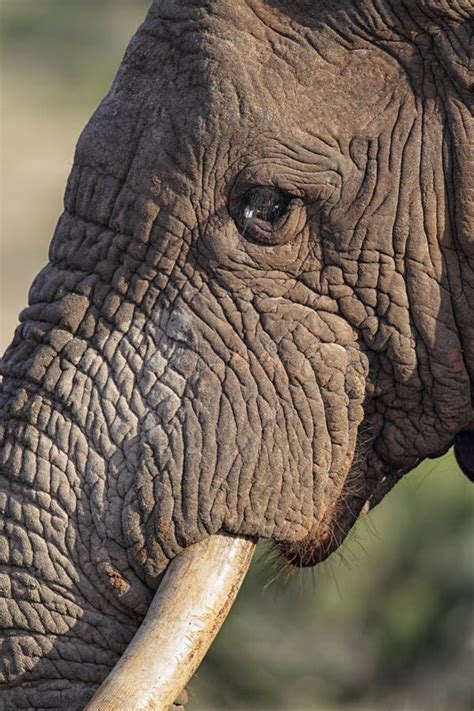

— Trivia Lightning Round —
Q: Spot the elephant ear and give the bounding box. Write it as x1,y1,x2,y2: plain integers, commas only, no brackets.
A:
423,2,474,478
423,2,474,469
414,1,472,98
413,0,473,254
454,431,474,482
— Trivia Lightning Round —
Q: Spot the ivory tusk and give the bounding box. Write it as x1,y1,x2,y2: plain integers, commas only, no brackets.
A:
84,534,256,711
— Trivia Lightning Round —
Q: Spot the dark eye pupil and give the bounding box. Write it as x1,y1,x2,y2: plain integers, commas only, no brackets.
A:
243,187,291,224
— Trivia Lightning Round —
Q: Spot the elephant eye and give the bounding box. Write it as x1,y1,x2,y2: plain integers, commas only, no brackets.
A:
242,187,291,225
231,185,305,246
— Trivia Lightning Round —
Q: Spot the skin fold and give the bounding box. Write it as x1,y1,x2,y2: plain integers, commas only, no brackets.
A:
0,0,472,707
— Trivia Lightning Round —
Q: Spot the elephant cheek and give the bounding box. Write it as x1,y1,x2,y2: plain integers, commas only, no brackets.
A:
119,366,316,583
118,342,368,580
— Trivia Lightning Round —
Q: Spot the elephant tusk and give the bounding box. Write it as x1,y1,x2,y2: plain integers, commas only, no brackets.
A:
84,534,256,711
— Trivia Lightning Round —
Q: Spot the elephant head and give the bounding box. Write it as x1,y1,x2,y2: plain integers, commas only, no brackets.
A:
1,0,472,708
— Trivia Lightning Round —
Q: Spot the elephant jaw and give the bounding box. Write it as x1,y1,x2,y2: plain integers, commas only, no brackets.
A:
84,534,255,711
279,451,382,567
279,492,367,567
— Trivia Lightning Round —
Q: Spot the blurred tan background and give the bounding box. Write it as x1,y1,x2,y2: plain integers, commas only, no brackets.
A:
1,3,473,710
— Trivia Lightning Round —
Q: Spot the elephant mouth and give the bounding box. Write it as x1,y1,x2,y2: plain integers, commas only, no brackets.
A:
279,446,406,567
279,488,368,567
279,451,384,567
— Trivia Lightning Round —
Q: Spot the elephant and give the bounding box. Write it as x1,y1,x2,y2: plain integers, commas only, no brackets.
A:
0,0,472,708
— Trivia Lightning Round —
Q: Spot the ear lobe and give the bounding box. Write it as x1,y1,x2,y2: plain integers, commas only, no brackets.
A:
415,4,473,258
454,431,474,482
419,2,472,96
423,14,473,259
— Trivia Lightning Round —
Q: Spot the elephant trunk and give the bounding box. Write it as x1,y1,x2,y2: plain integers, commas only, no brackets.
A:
0,291,255,706
85,534,255,711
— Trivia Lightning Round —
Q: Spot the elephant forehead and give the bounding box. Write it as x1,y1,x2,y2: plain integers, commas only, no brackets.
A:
73,0,408,207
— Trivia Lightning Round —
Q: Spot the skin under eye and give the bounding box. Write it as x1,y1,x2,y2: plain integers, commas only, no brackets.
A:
231,185,306,246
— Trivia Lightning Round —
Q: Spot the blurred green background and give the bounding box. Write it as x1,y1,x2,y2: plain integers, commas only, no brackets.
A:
1,3,473,710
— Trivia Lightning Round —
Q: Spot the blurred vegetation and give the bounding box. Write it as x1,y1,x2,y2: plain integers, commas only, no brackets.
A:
1,3,473,710
1,0,150,109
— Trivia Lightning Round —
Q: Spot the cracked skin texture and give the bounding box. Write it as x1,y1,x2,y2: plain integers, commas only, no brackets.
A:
0,0,472,707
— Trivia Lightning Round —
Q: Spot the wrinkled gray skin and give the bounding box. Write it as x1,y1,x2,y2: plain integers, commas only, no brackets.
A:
0,0,472,708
